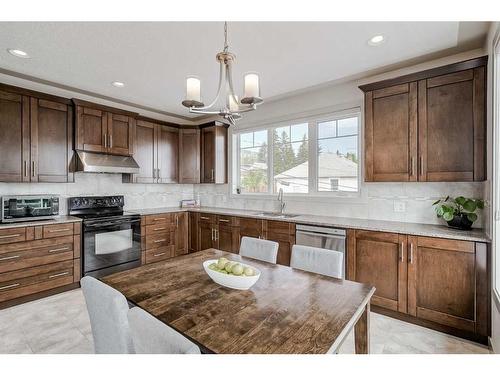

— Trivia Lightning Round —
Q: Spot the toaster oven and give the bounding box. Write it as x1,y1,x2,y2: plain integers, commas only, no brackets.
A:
1,195,60,223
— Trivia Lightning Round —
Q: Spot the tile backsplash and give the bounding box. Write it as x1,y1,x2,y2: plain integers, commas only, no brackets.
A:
0,173,194,214
193,181,487,228
0,175,486,228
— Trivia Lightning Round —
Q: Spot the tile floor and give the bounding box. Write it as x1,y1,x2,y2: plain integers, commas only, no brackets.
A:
0,289,491,354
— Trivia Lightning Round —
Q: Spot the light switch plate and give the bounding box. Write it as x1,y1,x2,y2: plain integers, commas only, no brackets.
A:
394,201,406,213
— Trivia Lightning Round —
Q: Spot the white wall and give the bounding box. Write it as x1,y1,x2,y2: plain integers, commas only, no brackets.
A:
195,48,488,227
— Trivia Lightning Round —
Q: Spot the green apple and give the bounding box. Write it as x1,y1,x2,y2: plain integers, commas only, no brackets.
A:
243,267,255,276
231,263,244,276
224,261,234,273
217,257,229,270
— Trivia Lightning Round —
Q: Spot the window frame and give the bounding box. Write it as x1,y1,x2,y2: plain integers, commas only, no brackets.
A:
231,107,362,199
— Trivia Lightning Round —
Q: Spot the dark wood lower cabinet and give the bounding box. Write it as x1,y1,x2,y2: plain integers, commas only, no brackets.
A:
265,220,296,266
347,229,489,343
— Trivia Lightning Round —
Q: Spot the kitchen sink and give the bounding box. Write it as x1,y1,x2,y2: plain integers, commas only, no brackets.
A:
255,212,300,219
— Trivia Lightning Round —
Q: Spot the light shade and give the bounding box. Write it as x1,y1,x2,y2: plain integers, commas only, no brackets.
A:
243,73,260,99
186,76,201,102
227,94,239,112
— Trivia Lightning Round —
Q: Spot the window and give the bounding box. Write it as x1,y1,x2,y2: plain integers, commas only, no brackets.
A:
233,109,360,196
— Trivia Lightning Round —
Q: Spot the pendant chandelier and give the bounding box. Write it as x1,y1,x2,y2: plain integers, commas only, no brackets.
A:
181,22,263,126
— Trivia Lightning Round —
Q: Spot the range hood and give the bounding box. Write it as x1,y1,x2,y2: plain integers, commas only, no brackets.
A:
75,150,140,174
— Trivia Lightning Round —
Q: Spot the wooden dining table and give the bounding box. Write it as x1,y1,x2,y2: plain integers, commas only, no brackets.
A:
101,249,375,354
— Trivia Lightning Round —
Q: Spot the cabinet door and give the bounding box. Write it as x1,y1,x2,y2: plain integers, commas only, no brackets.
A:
238,218,264,243
418,67,485,181
175,212,189,256
157,125,179,183
107,113,134,156
134,120,156,183
30,98,73,182
407,236,477,333
198,221,215,251
365,83,418,182
0,90,30,182
348,230,408,313
265,220,295,266
201,126,216,183
189,212,199,253
75,105,107,153
178,128,200,183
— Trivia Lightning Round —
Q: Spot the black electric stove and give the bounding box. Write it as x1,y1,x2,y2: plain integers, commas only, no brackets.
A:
69,196,141,278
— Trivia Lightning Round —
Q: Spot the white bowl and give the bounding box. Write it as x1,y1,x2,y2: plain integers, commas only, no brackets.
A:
203,260,261,290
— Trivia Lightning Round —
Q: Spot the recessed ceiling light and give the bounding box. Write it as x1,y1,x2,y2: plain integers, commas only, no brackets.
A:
111,81,125,88
368,35,385,46
7,48,30,58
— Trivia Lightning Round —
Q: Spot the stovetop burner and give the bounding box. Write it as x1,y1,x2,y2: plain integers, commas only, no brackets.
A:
68,195,138,221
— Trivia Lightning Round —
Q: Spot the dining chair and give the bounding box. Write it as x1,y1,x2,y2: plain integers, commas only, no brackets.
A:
290,244,344,278
239,236,279,264
80,276,135,354
127,307,201,354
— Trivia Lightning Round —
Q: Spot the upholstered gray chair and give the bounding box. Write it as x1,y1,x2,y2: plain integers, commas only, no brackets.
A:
80,276,135,354
290,244,344,278
127,307,200,354
239,236,279,264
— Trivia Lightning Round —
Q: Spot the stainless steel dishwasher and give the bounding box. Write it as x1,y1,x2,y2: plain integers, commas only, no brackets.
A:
295,224,346,278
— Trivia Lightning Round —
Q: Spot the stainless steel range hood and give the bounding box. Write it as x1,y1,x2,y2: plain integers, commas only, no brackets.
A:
75,150,140,174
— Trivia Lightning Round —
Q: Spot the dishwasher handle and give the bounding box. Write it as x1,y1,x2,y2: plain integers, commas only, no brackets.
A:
296,230,346,241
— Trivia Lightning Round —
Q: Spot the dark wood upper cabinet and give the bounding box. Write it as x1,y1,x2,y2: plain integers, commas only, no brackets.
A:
347,230,408,314
365,83,417,182
178,128,200,184
157,125,179,183
361,56,487,182
0,89,30,182
133,120,156,183
200,123,228,184
74,99,137,156
30,98,74,183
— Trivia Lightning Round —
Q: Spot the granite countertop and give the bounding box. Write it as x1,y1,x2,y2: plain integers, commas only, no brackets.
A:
0,215,82,229
129,206,490,243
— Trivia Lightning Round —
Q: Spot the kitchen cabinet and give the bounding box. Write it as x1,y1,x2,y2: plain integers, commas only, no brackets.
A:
238,217,265,241
141,213,176,264
178,128,200,184
125,118,178,184
0,85,73,183
0,221,81,309
265,220,296,266
74,99,137,157
30,97,74,182
360,56,487,182
347,230,408,313
174,212,189,256
189,212,199,253
347,229,489,343
0,89,29,182
192,214,240,253
200,122,228,184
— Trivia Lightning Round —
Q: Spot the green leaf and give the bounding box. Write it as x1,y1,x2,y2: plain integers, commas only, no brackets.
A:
467,213,478,222
476,200,485,209
463,199,477,212
432,199,441,206
442,205,454,213
435,206,444,217
454,196,466,206
443,212,454,221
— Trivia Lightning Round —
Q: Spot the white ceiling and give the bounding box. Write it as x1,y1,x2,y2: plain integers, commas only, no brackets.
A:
0,22,489,119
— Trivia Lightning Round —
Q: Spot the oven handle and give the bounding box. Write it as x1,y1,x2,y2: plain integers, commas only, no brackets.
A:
84,219,141,229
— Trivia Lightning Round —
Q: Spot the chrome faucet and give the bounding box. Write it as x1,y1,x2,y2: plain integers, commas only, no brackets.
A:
277,188,286,214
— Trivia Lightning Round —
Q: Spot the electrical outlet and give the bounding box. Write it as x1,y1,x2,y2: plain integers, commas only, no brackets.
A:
394,201,406,213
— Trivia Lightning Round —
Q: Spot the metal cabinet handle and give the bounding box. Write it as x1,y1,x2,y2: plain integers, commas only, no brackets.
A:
49,272,69,279
103,134,107,148
0,254,21,262
48,247,70,253
153,252,166,257
153,227,166,231
409,243,414,264
157,168,160,179
0,283,20,291
200,216,210,220
214,229,218,241
176,216,179,227
409,157,415,176
48,228,70,233
109,134,112,148
219,219,230,223
154,239,167,243
419,156,424,176
399,242,404,262
211,169,215,182
32,161,35,177
152,217,166,221
211,228,214,241
0,234,21,239
24,160,28,177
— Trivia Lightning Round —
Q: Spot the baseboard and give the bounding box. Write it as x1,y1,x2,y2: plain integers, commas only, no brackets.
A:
0,282,80,310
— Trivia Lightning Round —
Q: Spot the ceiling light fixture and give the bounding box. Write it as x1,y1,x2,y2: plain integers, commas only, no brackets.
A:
7,48,30,58
111,81,125,88
181,22,263,126
368,35,385,46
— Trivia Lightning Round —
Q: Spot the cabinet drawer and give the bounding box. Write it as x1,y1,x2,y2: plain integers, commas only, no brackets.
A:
146,223,173,235
146,231,174,250
0,227,26,245
217,215,234,227
145,246,174,264
199,214,216,224
0,260,74,303
43,223,74,238
0,236,74,273
145,214,175,226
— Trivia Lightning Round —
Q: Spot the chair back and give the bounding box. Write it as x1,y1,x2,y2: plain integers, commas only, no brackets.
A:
290,244,344,278
239,236,279,264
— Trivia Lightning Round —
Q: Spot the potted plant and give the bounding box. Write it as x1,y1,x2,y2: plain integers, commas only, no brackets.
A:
432,196,484,230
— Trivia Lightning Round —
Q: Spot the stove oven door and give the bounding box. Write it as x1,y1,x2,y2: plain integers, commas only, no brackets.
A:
83,217,141,277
